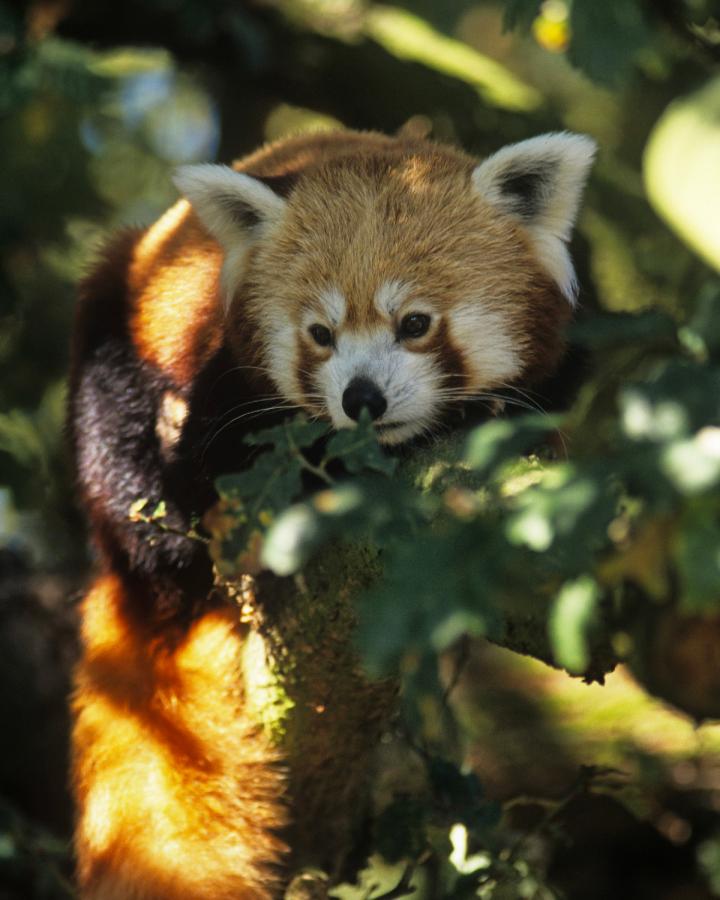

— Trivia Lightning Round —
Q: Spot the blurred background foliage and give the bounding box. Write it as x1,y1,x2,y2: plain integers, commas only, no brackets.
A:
2,0,720,897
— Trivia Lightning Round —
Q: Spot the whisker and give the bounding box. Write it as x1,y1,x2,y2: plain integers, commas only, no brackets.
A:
203,364,274,398
200,395,293,447
494,381,548,402
201,403,303,463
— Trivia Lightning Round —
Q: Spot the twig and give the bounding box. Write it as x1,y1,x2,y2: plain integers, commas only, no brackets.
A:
440,635,471,709
286,425,334,485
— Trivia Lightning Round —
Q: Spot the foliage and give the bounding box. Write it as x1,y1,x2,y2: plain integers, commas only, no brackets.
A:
209,297,720,687
203,296,720,890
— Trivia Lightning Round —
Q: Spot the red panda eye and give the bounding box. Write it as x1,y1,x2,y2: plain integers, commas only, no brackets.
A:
399,313,431,339
309,324,333,347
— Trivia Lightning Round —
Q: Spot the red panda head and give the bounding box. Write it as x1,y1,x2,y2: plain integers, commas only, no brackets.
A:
175,133,595,445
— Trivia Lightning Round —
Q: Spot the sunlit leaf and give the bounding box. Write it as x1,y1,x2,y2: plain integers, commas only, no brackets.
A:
645,76,720,273
549,576,601,674
619,363,720,444
261,503,321,576
662,428,720,496
465,414,563,479
365,5,542,112
505,464,615,566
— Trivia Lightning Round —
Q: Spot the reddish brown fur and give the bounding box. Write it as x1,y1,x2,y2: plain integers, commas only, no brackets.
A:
73,576,286,900
71,129,575,900
128,207,224,386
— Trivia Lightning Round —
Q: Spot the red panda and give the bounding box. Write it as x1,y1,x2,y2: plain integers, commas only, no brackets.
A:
68,128,595,899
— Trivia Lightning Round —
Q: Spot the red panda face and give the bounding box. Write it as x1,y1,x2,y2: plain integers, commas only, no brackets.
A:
175,133,595,444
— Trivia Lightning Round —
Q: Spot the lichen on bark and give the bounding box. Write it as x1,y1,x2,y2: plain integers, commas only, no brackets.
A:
218,431,621,886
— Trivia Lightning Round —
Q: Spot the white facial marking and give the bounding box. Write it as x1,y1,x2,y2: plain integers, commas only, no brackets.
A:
320,330,443,443
265,322,300,404
448,301,523,388
316,287,346,327
374,279,412,318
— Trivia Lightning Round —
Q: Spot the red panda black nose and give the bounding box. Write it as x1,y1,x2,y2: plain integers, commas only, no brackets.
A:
342,378,387,422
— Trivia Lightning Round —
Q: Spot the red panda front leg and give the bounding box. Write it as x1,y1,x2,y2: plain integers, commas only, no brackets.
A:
72,573,287,900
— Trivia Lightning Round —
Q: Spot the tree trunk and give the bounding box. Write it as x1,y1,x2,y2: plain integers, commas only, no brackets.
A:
230,437,620,890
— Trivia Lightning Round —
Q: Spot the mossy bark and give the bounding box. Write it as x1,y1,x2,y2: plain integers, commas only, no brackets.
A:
231,435,620,889
235,544,397,886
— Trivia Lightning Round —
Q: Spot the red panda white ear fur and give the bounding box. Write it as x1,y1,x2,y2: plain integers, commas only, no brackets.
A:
472,132,596,305
173,164,287,310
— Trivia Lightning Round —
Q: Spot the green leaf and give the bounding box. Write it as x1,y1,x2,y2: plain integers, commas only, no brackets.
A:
505,464,616,567
262,476,419,576
212,453,306,575
244,414,329,452
698,833,720,896
324,409,398,476
567,0,649,85
661,428,720,496
569,310,678,351
260,503,322,576
356,524,508,675
216,451,304,516
216,414,329,532
549,576,601,674
465,414,563,479
212,417,324,575
680,282,720,360
674,501,720,614
619,363,720,444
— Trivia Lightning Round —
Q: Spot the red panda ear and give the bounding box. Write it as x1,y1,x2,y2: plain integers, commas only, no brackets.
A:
173,164,287,249
472,132,596,303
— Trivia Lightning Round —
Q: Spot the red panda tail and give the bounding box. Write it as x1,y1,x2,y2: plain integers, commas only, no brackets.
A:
72,573,287,899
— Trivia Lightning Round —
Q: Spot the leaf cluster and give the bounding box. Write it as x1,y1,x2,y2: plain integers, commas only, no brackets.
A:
209,279,720,710
503,0,719,85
